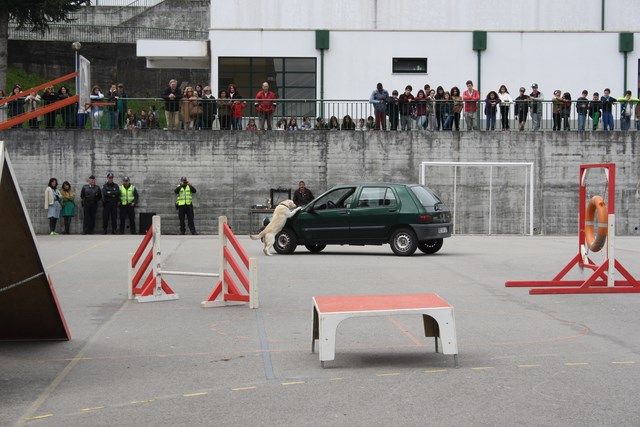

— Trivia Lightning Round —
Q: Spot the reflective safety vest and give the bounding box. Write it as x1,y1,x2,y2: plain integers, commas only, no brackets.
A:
120,184,136,205
176,185,193,206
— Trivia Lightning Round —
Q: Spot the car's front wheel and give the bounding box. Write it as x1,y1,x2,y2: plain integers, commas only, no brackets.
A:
305,244,326,253
418,239,443,254
274,228,298,254
389,228,418,256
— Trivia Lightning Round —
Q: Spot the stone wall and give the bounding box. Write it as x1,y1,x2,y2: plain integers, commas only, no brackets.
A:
2,130,639,236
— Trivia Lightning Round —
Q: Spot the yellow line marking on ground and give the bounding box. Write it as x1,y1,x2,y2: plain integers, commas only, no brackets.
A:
13,299,131,427
130,400,155,404
611,361,636,365
376,373,400,377
517,364,541,368
471,367,495,371
46,240,111,269
329,377,345,381
183,392,208,397
24,414,53,421
80,407,105,412
424,369,448,373
281,381,305,386
565,362,589,366
232,386,257,391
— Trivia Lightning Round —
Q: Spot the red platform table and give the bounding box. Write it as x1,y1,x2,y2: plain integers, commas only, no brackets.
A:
312,294,458,368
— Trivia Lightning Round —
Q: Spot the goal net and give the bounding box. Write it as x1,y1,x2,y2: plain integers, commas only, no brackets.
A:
419,161,534,235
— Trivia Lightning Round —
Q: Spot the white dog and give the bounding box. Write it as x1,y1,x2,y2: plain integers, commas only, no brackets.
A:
250,200,301,256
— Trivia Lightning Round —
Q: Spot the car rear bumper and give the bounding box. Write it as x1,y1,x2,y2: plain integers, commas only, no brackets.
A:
411,223,452,241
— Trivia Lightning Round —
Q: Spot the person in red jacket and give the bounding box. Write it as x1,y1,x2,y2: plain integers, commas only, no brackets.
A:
254,82,277,130
462,80,480,130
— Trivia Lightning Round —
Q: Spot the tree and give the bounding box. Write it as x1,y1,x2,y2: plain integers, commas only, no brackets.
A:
1,0,88,90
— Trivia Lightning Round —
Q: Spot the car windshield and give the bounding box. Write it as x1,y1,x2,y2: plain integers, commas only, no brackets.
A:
410,185,442,208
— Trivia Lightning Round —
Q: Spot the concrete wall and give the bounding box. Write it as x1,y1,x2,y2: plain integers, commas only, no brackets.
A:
2,130,639,236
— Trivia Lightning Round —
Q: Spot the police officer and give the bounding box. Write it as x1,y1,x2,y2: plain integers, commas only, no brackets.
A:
80,174,102,235
174,176,197,235
102,172,120,234
119,176,138,234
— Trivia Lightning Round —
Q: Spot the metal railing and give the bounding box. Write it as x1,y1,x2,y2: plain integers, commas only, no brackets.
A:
1,98,638,131
90,0,163,7
9,23,207,43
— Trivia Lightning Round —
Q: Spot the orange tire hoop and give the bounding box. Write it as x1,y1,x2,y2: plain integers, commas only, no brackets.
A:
584,195,608,252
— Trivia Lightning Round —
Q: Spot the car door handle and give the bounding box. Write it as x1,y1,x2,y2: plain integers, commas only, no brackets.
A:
339,211,350,215
388,208,397,212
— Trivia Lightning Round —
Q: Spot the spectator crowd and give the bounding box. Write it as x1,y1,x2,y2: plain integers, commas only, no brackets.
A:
2,79,640,132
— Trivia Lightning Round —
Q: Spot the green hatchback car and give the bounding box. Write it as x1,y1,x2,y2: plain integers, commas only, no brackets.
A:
273,183,452,256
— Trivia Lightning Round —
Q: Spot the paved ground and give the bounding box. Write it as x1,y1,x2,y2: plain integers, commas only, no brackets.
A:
2,234,640,426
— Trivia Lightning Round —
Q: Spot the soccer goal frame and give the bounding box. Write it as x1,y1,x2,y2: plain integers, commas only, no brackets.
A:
419,161,535,236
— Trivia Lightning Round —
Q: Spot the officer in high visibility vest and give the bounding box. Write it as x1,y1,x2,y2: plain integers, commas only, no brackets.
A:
119,176,139,234
175,176,198,235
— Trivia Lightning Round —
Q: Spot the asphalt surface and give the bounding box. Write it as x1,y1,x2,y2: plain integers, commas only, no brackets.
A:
2,234,640,426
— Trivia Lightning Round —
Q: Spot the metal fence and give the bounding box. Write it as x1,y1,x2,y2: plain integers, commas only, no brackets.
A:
9,24,207,43
2,99,639,131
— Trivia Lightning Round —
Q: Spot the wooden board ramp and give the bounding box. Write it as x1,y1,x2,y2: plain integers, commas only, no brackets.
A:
0,141,70,340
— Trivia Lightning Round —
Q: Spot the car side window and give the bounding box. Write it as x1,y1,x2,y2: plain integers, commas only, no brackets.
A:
383,188,397,207
356,187,396,208
313,188,356,210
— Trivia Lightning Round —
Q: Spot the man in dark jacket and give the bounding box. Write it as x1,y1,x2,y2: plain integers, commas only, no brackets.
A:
293,181,314,207
102,173,120,234
80,174,102,235
114,83,128,129
162,79,183,129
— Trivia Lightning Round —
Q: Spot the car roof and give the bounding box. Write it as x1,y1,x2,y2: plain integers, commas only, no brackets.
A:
333,183,420,187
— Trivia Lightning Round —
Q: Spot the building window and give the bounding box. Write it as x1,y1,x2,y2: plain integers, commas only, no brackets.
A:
219,57,317,118
392,58,428,74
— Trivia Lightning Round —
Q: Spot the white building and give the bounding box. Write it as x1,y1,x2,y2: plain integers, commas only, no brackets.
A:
141,0,640,102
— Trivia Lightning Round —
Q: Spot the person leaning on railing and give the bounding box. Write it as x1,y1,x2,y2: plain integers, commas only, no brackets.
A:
588,92,602,130
162,79,183,129
617,90,639,131
576,90,590,132
529,84,543,131
57,86,75,129
255,82,277,130
636,100,640,131
41,86,58,129
24,91,41,129
462,80,480,131
0,89,7,123
200,86,217,130
8,84,24,128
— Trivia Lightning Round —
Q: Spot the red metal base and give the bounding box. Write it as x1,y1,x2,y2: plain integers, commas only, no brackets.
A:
505,254,640,295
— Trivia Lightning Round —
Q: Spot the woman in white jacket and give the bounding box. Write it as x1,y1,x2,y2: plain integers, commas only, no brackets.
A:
44,178,62,235
498,85,513,130
89,85,105,129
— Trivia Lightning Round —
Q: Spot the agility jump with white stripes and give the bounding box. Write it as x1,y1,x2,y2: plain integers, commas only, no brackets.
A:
128,215,258,307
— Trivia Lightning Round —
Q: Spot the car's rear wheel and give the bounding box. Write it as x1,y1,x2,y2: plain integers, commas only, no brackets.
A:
389,228,418,256
274,228,298,254
418,239,443,254
305,244,326,253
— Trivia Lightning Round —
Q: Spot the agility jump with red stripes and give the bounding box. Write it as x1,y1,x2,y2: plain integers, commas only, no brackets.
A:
128,215,258,307
506,163,640,294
